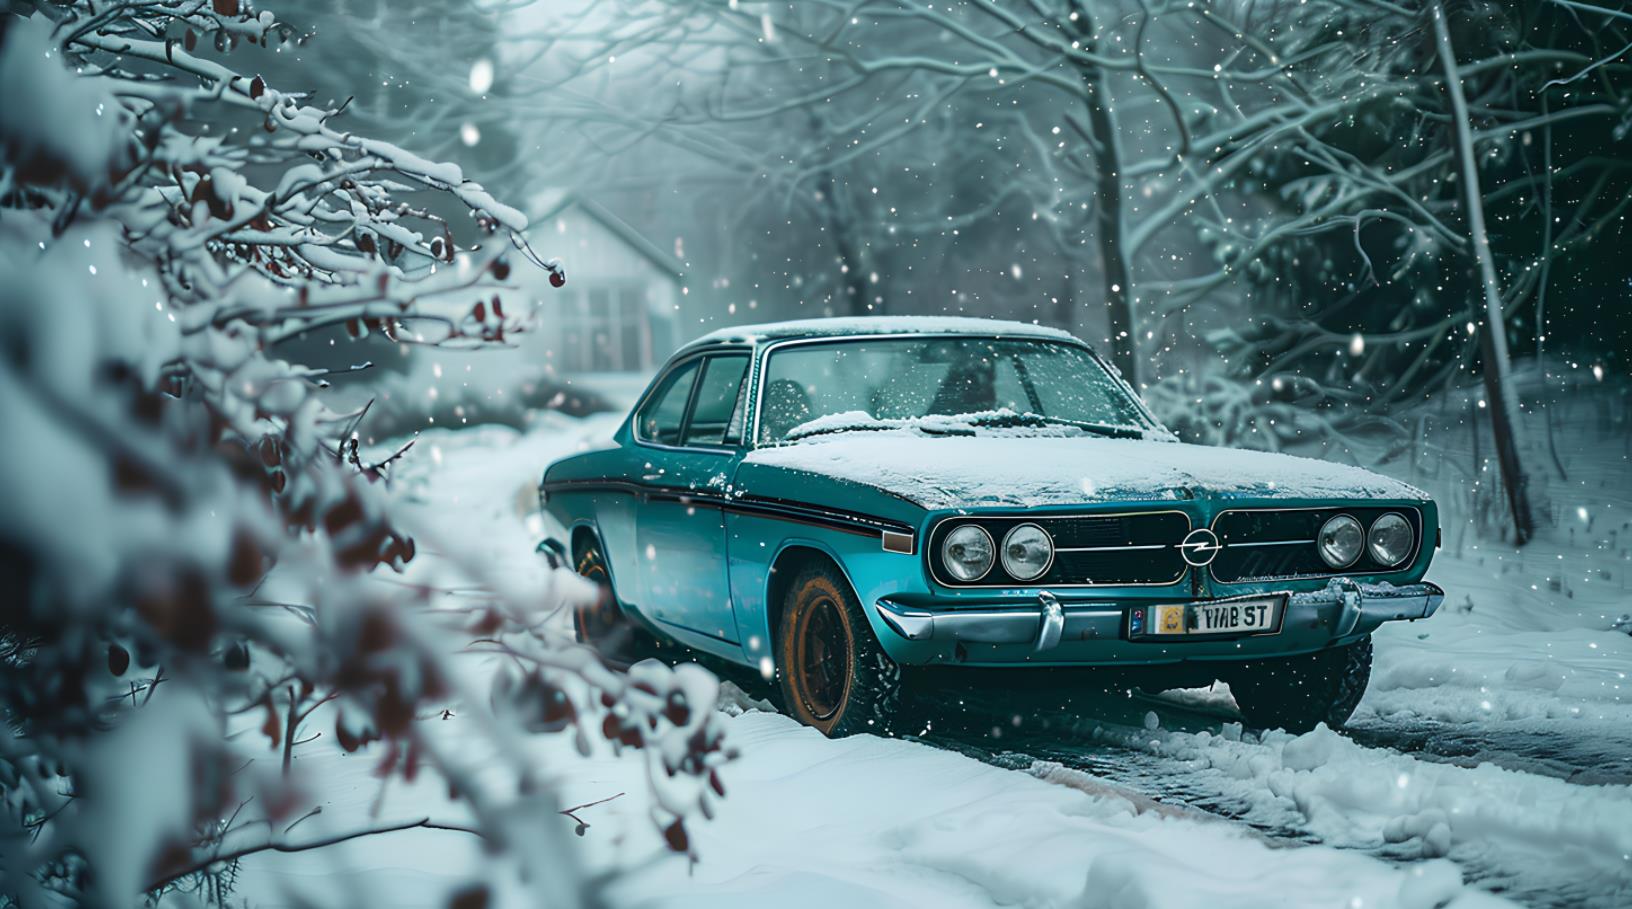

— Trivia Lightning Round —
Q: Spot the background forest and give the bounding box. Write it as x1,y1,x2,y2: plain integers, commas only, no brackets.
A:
290,0,1630,540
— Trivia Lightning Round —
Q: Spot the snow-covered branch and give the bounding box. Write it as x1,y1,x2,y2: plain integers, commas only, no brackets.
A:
0,3,724,906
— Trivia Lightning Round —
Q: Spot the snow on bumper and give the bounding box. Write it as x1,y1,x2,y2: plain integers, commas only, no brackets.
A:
1300,576,1445,636
873,578,1444,665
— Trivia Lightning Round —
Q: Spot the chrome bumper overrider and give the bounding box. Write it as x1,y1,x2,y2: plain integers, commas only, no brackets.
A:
874,579,1445,652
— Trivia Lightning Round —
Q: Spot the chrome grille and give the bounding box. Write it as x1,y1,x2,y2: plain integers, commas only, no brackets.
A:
929,511,1190,587
1210,507,1421,582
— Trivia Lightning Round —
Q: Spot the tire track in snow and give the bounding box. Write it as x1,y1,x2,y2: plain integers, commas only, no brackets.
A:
909,684,1632,909
909,685,1340,846
1343,713,1632,786
712,660,1632,907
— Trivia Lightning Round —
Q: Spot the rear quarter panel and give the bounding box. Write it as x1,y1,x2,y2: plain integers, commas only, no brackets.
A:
542,446,640,603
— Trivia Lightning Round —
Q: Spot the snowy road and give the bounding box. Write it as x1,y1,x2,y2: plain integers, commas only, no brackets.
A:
1343,713,1632,786
928,686,1632,790
246,413,1629,909
671,552,1632,909
901,677,1632,909
716,459,1632,909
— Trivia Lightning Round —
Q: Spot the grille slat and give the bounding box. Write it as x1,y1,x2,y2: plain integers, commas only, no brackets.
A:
1210,507,1421,582
929,506,1422,588
929,511,1189,587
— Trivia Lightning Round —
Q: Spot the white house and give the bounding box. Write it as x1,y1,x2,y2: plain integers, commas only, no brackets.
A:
339,192,686,426
528,191,685,376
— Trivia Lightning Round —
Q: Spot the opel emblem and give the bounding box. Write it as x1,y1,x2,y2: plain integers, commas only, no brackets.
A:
1179,528,1222,567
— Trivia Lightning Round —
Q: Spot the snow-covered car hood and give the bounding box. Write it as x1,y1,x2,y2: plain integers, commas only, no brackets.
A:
743,431,1426,509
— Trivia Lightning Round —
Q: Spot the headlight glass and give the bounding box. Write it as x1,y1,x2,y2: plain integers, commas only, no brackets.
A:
941,524,995,582
1001,523,1054,582
1318,514,1364,568
1368,513,1413,567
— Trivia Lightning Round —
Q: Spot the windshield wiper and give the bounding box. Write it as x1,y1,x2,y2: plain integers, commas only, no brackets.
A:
788,420,977,440
783,411,1146,442
782,422,893,442
961,411,1145,439
915,423,977,436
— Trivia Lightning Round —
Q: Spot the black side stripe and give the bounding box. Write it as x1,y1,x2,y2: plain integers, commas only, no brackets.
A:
541,479,914,538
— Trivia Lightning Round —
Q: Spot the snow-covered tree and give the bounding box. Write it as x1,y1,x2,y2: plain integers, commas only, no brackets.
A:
0,3,727,905
491,0,1241,388
1141,0,1632,543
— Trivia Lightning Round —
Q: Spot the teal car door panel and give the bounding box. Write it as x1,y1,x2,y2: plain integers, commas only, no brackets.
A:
632,353,751,649
536,445,643,608
636,452,736,642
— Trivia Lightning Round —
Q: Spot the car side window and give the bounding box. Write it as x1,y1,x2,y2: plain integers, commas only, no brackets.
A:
637,359,701,445
683,355,751,447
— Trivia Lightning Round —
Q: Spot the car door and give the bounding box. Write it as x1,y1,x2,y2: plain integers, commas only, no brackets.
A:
632,352,752,646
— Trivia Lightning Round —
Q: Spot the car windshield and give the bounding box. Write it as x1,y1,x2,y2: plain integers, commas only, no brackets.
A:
756,336,1153,444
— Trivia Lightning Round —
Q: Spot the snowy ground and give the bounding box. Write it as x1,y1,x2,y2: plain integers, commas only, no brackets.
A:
236,403,1632,909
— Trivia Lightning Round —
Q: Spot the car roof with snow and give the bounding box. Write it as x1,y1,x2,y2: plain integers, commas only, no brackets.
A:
679,316,1080,352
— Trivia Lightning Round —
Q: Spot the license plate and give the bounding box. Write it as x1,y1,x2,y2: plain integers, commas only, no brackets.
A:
1133,596,1283,638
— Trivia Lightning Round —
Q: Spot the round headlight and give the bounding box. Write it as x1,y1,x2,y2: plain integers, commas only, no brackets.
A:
1318,514,1364,568
1001,523,1054,582
941,524,995,582
1368,513,1413,567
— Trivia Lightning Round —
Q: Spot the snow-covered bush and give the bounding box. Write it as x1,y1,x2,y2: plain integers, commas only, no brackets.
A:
0,3,726,905
343,359,618,440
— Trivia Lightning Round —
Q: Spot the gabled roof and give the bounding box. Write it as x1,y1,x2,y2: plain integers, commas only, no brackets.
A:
531,191,685,282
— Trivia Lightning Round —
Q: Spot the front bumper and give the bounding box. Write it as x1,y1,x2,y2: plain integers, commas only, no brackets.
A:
873,578,1443,665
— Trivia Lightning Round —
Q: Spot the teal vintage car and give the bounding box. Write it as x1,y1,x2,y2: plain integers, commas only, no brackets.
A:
538,317,1443,736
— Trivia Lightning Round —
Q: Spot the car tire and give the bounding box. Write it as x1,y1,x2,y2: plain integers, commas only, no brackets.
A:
572,538,660,667
1226,636,1372,734
775,563,902,737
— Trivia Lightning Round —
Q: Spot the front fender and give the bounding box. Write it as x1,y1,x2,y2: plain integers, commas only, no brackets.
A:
726,517,928,670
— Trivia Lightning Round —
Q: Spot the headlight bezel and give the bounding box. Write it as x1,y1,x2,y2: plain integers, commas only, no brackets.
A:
940,523,996,582
1317,513,1365,569
1000,522,1055,582
1367,512,1414,567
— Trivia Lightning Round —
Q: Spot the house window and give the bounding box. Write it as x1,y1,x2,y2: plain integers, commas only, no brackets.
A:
555,285,653,373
